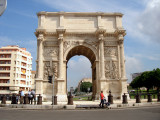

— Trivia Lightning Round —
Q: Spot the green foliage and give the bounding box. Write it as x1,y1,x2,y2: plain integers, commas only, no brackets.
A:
74,88,78,94
153,68,160,88
80,82,92,92
141,71,154,92
130,76,142,88
130,68,160,92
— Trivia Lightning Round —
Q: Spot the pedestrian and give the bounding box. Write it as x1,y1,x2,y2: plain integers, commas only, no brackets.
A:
16,93,19,104
99,91,104,108
31,89,36,104
28,89,32,104
20,89,25,104
104,97,110,107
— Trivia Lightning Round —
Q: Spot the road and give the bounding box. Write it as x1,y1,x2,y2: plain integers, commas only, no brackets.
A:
0,106,160,120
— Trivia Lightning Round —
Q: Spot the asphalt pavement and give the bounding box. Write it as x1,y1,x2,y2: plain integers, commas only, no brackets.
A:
0,106,160,120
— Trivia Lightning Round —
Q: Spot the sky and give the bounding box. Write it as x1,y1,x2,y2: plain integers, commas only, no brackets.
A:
0,0,160,89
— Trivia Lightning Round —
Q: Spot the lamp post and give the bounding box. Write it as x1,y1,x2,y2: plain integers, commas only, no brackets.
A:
51,75,54,106
0,0,7,16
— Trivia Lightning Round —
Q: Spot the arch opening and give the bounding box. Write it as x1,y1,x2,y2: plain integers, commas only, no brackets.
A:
66,45,97,100
66,45,96,64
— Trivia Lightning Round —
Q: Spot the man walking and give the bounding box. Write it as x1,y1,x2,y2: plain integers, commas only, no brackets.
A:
20,89,25,104
99,91,104,108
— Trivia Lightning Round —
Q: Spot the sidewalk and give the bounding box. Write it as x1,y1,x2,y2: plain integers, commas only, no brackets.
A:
0,99,160,110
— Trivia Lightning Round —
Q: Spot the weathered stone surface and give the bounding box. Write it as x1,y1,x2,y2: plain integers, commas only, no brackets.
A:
35,12,128,102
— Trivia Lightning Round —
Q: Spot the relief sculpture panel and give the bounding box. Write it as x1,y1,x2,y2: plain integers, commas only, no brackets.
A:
104,47,117,57
44,62,50,80
105,61,119,79
84,39,98,50
63,41,79,53
110,61,119,79
44,47,58,60
53,62,58,80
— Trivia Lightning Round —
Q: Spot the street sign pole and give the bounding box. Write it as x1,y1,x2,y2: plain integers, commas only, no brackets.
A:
0,0,7,16
51,75,54,108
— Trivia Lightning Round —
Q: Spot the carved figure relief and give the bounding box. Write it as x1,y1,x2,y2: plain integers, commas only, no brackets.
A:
44,62,50,80
110,61,118,79
105,61,118,79
105,61,110,79
104,41,118,46
84,39,98,49
63,41,79,52
104,47,117,57
53,63,58,80
44,47,58,58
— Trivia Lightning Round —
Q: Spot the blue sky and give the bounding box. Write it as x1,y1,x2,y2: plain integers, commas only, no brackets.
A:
0,0,160,89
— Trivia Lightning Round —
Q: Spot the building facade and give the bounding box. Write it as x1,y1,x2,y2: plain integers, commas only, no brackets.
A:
0,45,32,94
35,12,128,102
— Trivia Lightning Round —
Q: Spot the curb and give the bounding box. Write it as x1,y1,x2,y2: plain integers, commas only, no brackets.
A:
0,102,160,110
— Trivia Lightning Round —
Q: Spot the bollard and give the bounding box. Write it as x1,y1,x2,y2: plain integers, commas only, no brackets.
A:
157,93,160,102
11,94,17,104
153,94,156,99
147,94,152,102
34,96,36,105
54,96,57,105
108,92,113,104
92,96,95,100
20,96,24,104
144,94,146,99
37,94,42,105
136,94,141,103
24,94,29,104
122,93,128,104
1,95,6,104
68,95,73,105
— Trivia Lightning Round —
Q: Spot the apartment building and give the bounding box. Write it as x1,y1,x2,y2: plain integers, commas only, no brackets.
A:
0,45,32,94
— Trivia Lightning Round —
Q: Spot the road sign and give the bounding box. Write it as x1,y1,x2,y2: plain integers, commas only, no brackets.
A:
0,0,7,16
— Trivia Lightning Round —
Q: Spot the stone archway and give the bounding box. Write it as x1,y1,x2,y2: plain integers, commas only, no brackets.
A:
65,45,97,100
35,12,128,102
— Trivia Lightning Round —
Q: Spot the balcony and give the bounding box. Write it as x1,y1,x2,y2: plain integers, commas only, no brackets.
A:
0,60,11,64
0,83,10,86
0,54,11,58
0,73,10,79
0,70,10,73
0,77,10,79
0,64,11,67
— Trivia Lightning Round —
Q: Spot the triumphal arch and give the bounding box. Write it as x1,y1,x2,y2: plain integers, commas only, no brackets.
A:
35,12,128,102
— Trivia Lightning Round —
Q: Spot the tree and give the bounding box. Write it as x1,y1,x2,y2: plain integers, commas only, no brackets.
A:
141,71,154,93
130,76,142,89
74,87,78,94
130,68,160,93
80,82,92,93
153,68,160,93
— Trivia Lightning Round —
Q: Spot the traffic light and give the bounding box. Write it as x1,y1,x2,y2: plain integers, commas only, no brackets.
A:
48,76,52,83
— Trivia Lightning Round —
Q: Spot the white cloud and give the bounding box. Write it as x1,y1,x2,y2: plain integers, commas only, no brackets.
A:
0,36,37,70
67,56,91,77
133,53,160,61
33,0,160,83
8,9,37,19
125,56,144,82
136,0,160,44
67,56,92,88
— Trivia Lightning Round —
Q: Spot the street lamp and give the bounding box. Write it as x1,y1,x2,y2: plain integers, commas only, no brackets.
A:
0,0,7,16
51,75,54,106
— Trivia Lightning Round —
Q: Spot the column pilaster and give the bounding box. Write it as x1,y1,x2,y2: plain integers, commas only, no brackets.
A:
37,33,44,79
118,34,126,79
96,29,106,80
35,33,44,95
56,29,66,80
